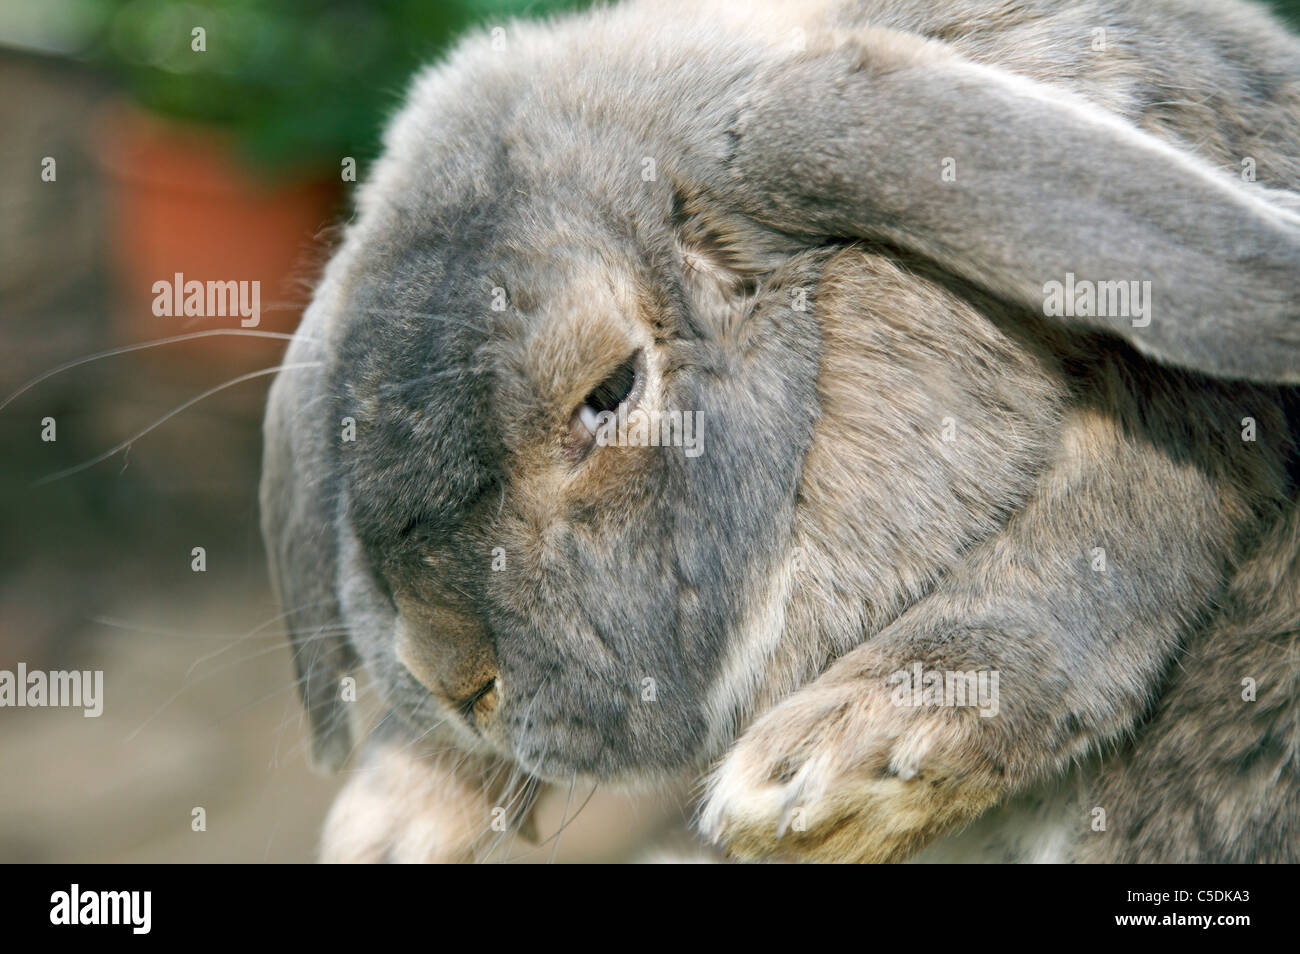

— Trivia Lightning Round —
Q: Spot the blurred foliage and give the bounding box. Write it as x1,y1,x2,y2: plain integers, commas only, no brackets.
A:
85,0,589,178
1274,0,1300,25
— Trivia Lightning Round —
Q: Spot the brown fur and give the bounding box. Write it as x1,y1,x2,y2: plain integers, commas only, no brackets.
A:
261,0,1300,863
703,250,1298,861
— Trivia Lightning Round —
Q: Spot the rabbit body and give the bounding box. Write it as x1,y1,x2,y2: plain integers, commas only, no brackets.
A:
262,0,1300,862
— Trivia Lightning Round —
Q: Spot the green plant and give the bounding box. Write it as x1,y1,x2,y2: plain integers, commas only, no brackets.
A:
87,0,588,178
1272,0,1300,26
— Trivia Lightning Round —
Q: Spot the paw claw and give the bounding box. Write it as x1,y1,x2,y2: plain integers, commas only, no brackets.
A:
774,787,801,839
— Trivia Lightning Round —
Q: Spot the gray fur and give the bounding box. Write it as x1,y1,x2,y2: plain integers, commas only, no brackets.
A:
261,0,1300,861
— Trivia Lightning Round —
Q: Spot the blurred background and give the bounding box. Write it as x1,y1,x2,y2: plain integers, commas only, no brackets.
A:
0,0,706,863
5,0,1300,864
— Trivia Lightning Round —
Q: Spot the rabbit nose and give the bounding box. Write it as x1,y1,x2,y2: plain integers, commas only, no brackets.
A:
394,602,500,724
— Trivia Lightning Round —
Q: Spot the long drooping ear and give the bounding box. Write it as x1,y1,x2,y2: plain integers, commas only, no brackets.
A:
718,32,1300,383
260,315,357,771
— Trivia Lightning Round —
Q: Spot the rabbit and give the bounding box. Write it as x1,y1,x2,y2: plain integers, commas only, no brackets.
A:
260,0,1300,863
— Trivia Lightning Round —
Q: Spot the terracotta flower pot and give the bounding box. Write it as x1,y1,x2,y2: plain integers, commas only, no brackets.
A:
95,102,341,366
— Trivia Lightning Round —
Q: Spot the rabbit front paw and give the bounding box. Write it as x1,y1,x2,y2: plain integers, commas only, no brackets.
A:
699,663,1005,862
320,739,538,863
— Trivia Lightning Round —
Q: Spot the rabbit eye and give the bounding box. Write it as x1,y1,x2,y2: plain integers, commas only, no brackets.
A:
575,351,642,433
566,350,644,457
586,353,639,412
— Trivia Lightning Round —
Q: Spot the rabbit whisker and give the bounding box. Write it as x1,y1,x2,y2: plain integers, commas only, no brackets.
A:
1,329,316,411
32,362,322,486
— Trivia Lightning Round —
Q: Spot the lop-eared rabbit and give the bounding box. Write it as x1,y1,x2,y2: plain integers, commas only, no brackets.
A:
261,0,1300,862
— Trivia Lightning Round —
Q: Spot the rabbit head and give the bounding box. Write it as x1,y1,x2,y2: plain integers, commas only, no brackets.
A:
262,4,1300,783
